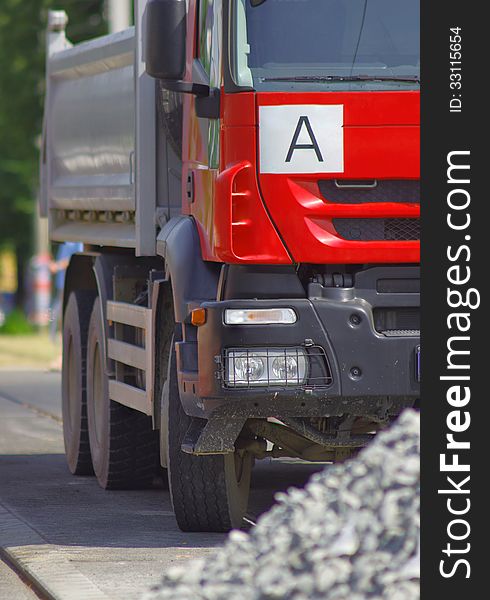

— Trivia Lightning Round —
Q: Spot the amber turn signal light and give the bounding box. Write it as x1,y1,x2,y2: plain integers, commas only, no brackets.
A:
191,308,207,326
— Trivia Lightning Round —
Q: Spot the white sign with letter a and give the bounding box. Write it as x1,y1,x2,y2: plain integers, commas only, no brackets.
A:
259,104,344,174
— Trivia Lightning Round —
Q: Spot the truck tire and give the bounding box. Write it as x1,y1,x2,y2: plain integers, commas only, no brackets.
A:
165,330,253,532
62,290,96,475
86,297,159,489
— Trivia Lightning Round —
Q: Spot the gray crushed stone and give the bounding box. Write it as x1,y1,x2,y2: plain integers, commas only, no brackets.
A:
144,410,420,600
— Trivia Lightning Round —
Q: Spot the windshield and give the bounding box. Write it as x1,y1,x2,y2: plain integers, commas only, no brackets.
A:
232,0,420,91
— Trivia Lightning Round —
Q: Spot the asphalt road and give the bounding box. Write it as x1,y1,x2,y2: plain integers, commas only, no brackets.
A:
0,370,322,600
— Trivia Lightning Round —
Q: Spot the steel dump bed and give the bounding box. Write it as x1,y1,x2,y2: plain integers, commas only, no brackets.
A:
40,14,180,255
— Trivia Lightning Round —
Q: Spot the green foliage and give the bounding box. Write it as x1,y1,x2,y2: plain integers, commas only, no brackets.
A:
0,0,107,297
0,0,47,260
58,1,107,45
0,308,35,335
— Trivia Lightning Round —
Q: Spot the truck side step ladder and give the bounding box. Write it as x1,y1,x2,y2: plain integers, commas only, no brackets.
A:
106,301,154,415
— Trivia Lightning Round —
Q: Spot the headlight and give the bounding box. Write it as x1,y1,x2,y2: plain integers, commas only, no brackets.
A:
271,355,299,381
233,353,265,382
225,347,307,387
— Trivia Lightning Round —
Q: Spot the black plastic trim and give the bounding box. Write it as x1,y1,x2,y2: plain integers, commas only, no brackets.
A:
156,216,221,323
188,293,420,419
218,264,305,300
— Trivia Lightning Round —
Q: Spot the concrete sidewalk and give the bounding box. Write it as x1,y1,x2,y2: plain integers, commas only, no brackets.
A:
0,370,62,421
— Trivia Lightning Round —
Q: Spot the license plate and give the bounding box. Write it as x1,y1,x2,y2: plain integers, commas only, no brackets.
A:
415,345,421,382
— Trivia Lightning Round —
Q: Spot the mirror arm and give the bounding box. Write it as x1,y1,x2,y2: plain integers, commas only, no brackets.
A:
195,87,221,119
159,79,210,97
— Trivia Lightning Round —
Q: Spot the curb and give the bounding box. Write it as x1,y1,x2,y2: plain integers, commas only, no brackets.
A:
0,504,110,600
0,548,50,600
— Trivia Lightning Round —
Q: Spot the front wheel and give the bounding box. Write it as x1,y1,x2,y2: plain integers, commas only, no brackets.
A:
165,331,252,532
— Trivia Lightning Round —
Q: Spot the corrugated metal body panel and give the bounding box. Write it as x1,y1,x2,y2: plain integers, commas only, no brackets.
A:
41,7,182,252
47,29,136,214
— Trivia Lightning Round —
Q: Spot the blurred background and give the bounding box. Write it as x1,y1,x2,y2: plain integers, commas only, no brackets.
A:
0,1,132,369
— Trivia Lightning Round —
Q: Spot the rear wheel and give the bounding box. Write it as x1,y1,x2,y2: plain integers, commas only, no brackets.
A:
62,290,96,475
165,330,252,532
86,297,159,489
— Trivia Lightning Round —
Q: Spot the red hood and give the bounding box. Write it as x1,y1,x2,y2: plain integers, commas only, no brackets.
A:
212,90,419,265
256,91,420,264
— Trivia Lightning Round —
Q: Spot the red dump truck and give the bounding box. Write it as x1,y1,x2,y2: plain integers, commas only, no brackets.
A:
40,0,420,532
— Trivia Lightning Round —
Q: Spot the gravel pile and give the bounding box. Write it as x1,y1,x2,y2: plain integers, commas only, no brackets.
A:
144,410,420,600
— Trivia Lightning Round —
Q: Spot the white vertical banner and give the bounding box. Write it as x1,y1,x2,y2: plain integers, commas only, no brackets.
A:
135,0,156,255
108,0,132,33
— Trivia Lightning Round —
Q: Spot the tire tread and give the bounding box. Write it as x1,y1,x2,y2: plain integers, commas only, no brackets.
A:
166,335,240,532
103,401,159,489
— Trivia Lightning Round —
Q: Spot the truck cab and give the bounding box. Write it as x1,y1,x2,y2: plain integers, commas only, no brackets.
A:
41,0,420,532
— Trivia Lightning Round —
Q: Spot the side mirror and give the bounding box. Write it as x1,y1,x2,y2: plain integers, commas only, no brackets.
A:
145,0,186,81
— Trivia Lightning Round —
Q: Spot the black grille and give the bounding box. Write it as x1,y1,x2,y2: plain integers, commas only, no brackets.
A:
377,278,420,293
382,329,420,337
319,179,420,204
333,218,420,241
374,307,420,333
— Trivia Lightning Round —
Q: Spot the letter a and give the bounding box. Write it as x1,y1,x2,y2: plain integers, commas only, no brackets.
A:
285,116,324,163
